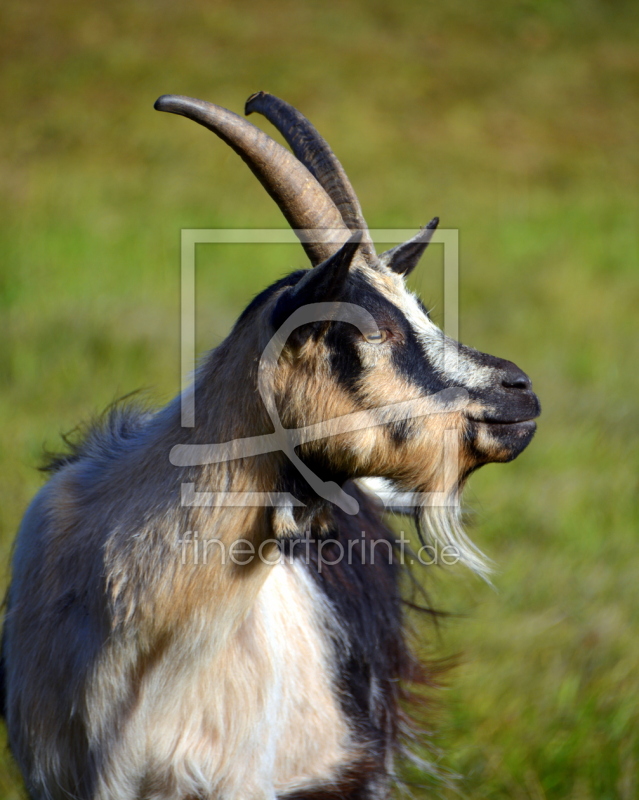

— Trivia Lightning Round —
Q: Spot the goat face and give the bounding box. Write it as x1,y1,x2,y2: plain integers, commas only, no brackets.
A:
156,92,540,570
248,236,539,508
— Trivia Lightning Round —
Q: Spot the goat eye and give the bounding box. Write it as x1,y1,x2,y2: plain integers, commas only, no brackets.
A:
363,329,388,344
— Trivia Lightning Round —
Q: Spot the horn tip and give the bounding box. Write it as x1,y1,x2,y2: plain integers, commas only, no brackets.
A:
426,216,440,229
154,95,180,113
245,91,269,116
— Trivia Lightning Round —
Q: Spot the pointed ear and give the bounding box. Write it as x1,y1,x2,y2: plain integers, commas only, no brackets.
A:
271,231,362,331
379,217,439,276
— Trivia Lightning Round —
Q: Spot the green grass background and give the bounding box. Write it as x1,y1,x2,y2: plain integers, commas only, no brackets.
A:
1,0,638,797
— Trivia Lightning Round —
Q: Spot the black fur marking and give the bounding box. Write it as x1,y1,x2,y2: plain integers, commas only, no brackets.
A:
323,322,364,394
343,271,449,397
270,235,362,332
321,271,408,396
391,323,449,395
236,270,306,326
344,272,407,334
388,418,415,446
275,455,359,535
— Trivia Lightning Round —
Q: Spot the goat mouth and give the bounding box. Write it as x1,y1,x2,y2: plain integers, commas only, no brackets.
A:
476,419,538,438
468,416,538,426
467,418,538,445
466,392,541,428
465,417,538,463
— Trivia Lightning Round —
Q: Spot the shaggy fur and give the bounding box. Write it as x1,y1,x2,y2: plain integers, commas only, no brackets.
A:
1,93,539,800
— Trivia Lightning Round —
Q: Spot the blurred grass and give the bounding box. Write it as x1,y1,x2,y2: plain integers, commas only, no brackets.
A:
1,0,638,797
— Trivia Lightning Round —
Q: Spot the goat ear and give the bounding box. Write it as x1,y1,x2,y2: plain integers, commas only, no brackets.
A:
379,217,439,276
271,231,362,331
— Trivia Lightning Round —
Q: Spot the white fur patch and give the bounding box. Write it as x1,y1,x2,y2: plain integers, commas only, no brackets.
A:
358,478,492,579
91,560,355,799
398,290,494,390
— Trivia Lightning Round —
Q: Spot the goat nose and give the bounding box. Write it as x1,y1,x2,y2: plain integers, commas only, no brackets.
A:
501,366,532,391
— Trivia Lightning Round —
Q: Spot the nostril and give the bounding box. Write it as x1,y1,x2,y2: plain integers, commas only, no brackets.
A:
502,372,531,391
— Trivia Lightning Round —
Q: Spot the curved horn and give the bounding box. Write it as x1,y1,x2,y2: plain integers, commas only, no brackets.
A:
245,92,375,256
154,95,350,266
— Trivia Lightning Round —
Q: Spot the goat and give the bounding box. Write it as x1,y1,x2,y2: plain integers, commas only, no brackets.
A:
1,91,540,800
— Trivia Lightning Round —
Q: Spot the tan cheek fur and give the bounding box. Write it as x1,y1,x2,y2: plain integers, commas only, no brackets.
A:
279,338,480,492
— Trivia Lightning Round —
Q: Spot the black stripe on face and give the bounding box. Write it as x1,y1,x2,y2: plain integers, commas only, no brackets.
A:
236,270,307,326
390,322,449,395
323,322,364,394
322,271,406,395
322,271,450,398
